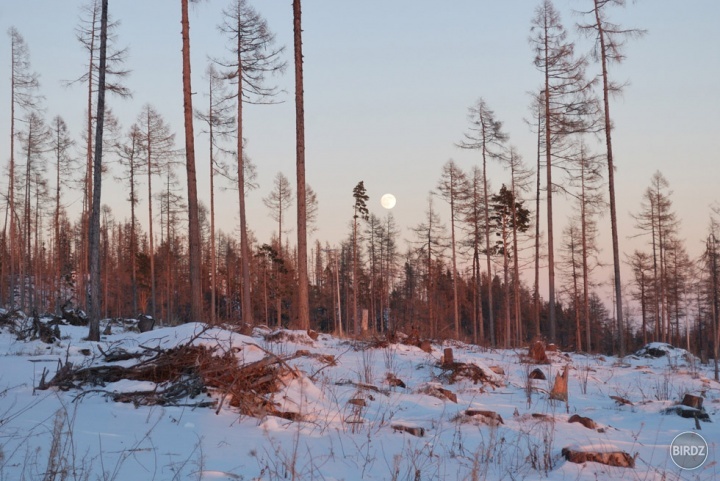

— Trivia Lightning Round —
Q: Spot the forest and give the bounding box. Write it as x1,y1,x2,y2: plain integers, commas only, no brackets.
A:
3,0,720,365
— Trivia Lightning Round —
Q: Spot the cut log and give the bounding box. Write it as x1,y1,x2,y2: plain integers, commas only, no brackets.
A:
347,398,367,407
610,395,634,406
392,423,425,437
437,387,457,403
568,414,597,430
662,406,711,422
489,365,505,375
562,448,635,468
386,373,406,389
465,409,504,425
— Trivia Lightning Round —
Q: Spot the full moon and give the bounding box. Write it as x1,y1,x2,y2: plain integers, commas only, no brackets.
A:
381,193,397,209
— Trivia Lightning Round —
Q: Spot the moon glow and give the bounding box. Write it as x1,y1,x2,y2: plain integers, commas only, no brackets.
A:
381,193,397,209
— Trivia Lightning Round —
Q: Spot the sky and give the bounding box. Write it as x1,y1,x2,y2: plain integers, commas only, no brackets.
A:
1,0,719,309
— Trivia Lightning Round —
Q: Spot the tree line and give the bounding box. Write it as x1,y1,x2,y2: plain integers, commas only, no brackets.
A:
3,1,720,371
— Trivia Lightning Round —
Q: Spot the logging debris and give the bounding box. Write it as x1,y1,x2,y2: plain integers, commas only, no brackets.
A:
36,342,301,418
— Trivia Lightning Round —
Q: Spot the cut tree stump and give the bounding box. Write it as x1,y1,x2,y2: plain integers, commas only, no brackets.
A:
528,341,549,364
443,348,454,367
529,368,546,380
562,448,635,468
681,394,704,410
550,366,569,402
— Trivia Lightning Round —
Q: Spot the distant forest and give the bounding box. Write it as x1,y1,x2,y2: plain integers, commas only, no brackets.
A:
4,0,720,361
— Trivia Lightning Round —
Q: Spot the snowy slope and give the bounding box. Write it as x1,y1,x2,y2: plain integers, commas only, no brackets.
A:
0,320,718,481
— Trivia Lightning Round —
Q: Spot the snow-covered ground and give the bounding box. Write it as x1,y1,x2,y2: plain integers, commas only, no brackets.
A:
0,319,718,480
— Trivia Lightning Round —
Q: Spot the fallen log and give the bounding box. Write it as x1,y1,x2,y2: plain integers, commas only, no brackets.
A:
562,448,635,468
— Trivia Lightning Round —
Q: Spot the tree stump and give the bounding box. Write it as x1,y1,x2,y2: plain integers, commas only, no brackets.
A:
681,394,704,410
550,365,569,402
138,315,155,333
529,368,546,380
528,341,549,364
443,348,454,367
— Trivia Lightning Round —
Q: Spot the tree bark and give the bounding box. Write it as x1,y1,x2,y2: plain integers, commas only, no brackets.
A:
182,0,203,324
593,0,624,356
87,0,108,341
294,0,310,331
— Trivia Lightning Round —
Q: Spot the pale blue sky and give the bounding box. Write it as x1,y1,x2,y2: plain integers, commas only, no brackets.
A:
1,1,719,302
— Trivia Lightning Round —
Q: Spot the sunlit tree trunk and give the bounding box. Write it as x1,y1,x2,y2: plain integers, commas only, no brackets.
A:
294,0,310,330
181,0,203,324
87,0,108,341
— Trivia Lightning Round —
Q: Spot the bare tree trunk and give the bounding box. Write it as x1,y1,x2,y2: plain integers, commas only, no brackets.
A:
87,0,108,341
580,160,592,352
81,2,98,314
450,184,460,340
9,62,16,307
534,102,542,339
594,2,625,356
294,0,310,331
130,158,137,315
146,114,156,320
481,157,494,345
182,0,203,324
353,217,358,335
236,46,253,327
208,82,217,325
542,17,557,343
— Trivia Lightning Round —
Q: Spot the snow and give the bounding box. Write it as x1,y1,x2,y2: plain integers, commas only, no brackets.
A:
0,321,718,480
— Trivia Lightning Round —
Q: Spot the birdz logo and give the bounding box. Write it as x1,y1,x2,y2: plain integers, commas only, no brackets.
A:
670,432,708,470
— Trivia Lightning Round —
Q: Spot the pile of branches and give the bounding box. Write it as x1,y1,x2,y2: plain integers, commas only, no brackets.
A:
37,342,300,417
442,361,501,388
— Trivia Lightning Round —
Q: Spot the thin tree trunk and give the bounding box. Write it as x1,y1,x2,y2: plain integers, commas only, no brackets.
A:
542,15,557,343
236,36,253,326
87,0,108,341
294,0,310,330
54,124,62,313
182,0,203,324
594,1,624,356
534,102,542,338
353,217,358,335
571,235,581,351
208,78,217,325
8,44,16,307
482,151,494,345
580,159,592,352
450,179,460,339
81,1,98,314
130,151,137,315
146,112,156,320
